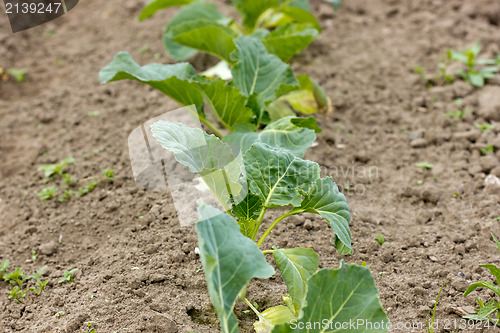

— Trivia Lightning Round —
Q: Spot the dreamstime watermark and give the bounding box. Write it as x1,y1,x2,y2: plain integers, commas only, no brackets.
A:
320,164,380,196
2,0,79,33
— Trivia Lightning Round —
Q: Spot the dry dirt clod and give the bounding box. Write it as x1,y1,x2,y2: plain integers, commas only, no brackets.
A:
39,241,58,256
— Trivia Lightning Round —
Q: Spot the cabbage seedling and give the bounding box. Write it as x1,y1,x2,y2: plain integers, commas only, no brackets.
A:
150,120,388,332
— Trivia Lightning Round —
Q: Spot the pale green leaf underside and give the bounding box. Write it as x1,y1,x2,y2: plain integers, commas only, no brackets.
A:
231,36,298,108
197,205,275,333
272,263,388,333
223,117,316,158
254,305,296,333
99,52,203,111
243,143,320,208
273,247,319,314
292,177,352,254
138,0,195,21
151,121,242,208
278,6,321,31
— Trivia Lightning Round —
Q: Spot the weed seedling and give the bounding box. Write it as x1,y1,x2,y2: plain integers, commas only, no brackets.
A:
2,264,48,303
416,162,434,170
102,169,115,179
427,280,449,333
474,123,495,133
448,42,499,87
376,234,385,246
59,268,78,284
480,144,494,156
37,186,58,201
87,110,100,117
463,234,500,326
31,250,37,261
84,321,96,333
7,68,27,82
39,157,75,180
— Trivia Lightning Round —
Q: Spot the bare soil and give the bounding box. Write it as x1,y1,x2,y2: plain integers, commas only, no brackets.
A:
1,0,500,332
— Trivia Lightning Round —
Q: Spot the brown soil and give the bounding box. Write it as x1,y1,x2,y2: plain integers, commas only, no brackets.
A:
1,0,500,332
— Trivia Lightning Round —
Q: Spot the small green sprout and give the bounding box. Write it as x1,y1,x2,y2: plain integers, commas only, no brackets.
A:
38,186,58,201
31,250,37,261
79,182,97,196
57,189,76,202
102,169,115,179
62,173,77,186
87,110,100,117
448,42,499,87
59,268,78,284
0,260,10,280
416,162,434,170
417,180,423,185
84,321,96,333
474,123,495,133
463,234,500,327
426,280,449,333
55,311,64,318
7,68,27,82
38,157,75,179
376,234,385,246
138,44,149,55
3,265,48,303
480,144,494,156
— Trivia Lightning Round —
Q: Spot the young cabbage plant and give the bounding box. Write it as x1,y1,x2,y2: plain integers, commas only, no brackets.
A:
99,35,331,137
150,120,388,332
138,0,324,64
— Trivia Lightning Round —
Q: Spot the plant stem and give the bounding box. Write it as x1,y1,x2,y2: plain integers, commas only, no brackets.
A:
244,298,260,316
261,250,274,255
254,207,267,234
257,211,296,248
201,118,224,138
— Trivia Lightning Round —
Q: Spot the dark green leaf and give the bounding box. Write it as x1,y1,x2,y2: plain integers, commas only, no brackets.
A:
243,143,320,207
262,24,318,62
170,19,237,63
138,0,195,21
272,262,388,333
197,204,275,333
231,36,298,109
273,247,319,314
233,0,279,29
464,281,500,297
198,79,255,131
223,117,317,158
163,1,231,60
278,6,321,31
291,177,352,254
479,264,500,285
99,52,203,113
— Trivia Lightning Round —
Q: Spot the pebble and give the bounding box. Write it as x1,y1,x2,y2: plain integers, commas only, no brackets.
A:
478,86,500,121
484,174,500,195
289,215,305,226
480,155,498,173
411,138,428,148
303,219,313,230
39,241,58,256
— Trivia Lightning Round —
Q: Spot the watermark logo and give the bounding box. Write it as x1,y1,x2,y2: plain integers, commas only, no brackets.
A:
3,0,79,33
